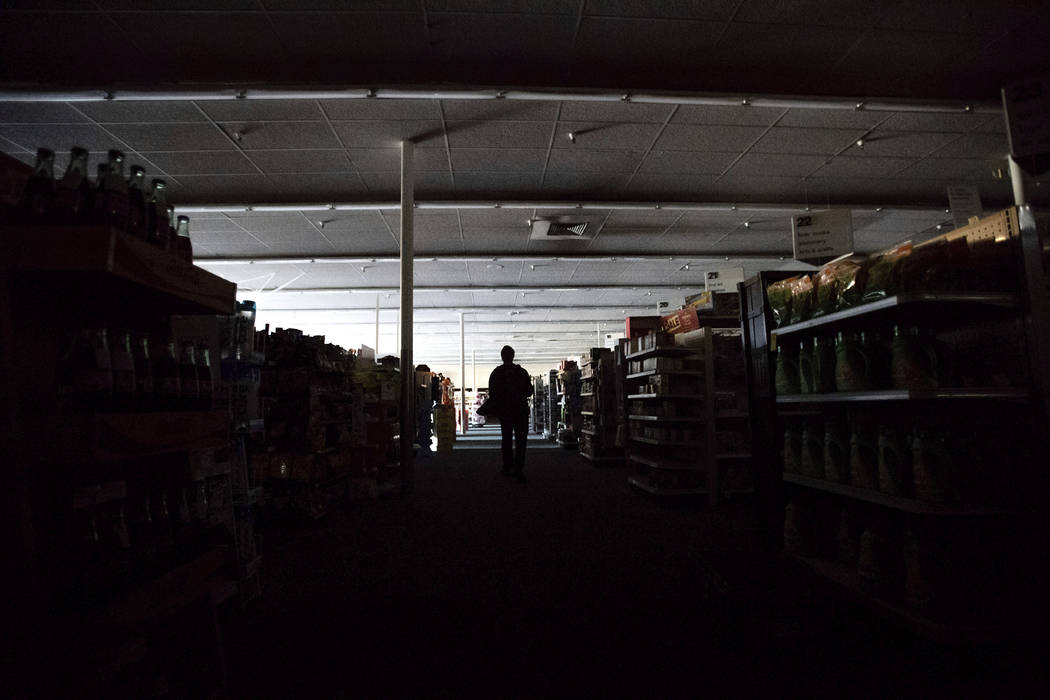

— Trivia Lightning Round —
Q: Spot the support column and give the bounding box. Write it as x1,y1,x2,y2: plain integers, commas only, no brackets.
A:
460,312,467,435
1009,155,1027,206
374,294,380,362
471,349,476,395
399,141,414,496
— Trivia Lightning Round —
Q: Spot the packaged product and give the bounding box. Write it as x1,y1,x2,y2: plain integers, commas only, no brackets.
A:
774,344,800,395
800,424,824,479
862,242,913,302
788,275,815,325
766,276,797,328
814,256,863,317
877,425,911,497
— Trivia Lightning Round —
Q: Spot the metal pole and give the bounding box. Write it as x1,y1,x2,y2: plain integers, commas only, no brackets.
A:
1009,156,1027,206
472,349,476,393
460,312,467,435
399,141,414,496
375,294,380,362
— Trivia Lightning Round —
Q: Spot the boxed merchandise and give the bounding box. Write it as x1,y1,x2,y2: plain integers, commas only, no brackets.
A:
660,306,700,335
626,315,662,339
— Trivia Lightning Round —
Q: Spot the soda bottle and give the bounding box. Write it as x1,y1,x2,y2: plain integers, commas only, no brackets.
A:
20,147,56,222
125,165,148,240
196,345,213,410
154,339,182,410
131,333,154,411
74,327,114,411
172,215,193,264
146,179,170,250
92,150,128,232
54,146,92,224
110,329,137,412
179,342,200,409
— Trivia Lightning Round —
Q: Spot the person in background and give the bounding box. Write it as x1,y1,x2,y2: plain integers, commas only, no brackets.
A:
487,345,533,483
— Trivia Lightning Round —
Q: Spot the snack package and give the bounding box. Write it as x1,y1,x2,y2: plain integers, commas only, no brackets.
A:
862,242,912,302
767,276,797,329
788,274,814,325
814,256,863,316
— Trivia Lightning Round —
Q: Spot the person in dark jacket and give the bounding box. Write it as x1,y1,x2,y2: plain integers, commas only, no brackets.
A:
487,345,533,482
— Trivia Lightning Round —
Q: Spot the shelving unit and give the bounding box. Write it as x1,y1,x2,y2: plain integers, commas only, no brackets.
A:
1,222,240,695
577,349,623,464
623,305,752,501
744,206,1050,641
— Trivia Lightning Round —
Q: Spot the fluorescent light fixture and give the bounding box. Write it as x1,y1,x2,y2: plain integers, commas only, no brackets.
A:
246,89,372,100
251,204,333,212
111,90,242,101
331,202,398,211
502,90,623,102
0,90,108,102
377,89,500,100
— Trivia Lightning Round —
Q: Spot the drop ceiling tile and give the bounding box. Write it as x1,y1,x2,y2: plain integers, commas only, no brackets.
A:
380,211,459,236
628,173,720,198
811,156,914,178
712,174,810,200
198,242,274,257
553,122,663,150
928,132,1009,159
873,1,1040,34
76,101,210,124
707,230,792,254
546,149,642,173
778,108,886,130
246,149,353,174
751,127,867,155
320,98,440,121
671,105,783,126
895,158,1003,182
0,102,90,123
877,111,989,133
834,30,984,80
458,209,529,231
190,217,246,234
268,173,371,199
602,209,683,231
219,121,340,150
453,172,542,195
445,120,551,148
167,173,272,201
800,176,956,204
974,115,1007,134
653,124,766,151
347,147,448,171
104,123,235,151
639,150,738,175
192,230,266,248
735,0,884,27
317,227,399,253
99,1,257,8
460,229,531,254
450,148,547,172
558,102,674,124
331,120,445,148
533,207,612,219
358,171,454,194
585,0,738,20
542,172,631,194
441,99,559,121
575,17,723,65
667,211,747,235
201,100,325,122
726,153,825,177
142,150,258,175
0,123,124,153
848,131,959,158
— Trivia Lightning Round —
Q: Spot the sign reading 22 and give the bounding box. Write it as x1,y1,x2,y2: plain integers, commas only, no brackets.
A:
794,216,813,227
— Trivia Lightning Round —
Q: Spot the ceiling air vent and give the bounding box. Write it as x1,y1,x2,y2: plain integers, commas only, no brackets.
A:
530,218,592,240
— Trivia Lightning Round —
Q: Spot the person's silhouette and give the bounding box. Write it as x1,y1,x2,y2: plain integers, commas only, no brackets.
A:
487,345,533,482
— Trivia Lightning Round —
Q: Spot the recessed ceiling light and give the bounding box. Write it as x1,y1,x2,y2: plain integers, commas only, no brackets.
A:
855,138,865,148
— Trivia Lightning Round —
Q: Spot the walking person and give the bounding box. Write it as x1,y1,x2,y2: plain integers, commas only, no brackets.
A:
487,345,533,482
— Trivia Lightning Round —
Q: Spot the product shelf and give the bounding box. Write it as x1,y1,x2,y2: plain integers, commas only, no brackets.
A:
627,414,705,423
580,392,595,397
1,224,236,314
770,292,1017,339
625,346,700,361
627,475,708,496
628,454,701,471
775,388,1030,404
629,436,704,447
627,393,703,400
626,369,705,380
782,472,1033,516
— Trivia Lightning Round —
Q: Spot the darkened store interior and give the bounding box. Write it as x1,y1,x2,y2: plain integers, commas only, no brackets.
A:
2,2,1050,697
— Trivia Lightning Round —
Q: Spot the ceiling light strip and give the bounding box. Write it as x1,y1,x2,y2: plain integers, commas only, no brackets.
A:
0,87,999,113
198,254,806,266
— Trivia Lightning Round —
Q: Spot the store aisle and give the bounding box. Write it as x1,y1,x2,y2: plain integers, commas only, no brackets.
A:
227,445,1048,698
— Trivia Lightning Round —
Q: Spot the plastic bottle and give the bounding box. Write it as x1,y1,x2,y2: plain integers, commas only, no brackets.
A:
74,327,114,411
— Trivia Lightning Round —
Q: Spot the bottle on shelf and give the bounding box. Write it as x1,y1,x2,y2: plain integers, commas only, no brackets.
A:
20,147,56,222
154,339,182,410
54,146,92,224
91,150,129,232
146,178,170,250
74,327,114,411
179,342,200,409
132,333,154,411
125,165,148,240
110,329,137,412
196,345,213,410
172,215,193,264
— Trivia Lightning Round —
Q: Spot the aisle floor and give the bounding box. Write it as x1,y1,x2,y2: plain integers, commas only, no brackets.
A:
228,432,1048,698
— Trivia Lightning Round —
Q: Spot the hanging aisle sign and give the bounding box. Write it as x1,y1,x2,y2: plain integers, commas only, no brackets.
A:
1002,77,1050,177
791,209,853,264
704,267,744,292
947,185,983,229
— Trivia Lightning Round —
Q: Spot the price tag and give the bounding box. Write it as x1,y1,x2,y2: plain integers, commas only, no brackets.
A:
1002,77,1050,177
791,209,854,264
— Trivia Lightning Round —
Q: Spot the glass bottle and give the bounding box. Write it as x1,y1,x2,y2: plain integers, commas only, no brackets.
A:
55,146,91,224
155,339,182,410
92,150,128,231
131,333,154,411
74,327,114,411
179,342,199,409
110,329,137,412
196,345,213,410
172,215,193,264
125,165,148,240
146,178,170,250
20,147,56,222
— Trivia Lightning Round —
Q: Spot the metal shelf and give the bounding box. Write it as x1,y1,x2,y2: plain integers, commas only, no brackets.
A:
627,393,702,400
782,472,1033,516
629,454,701,471
628,414,705,423
629,436,704,447
775,388,1030,404
580,451,622,463
580,428,597,436
770,292,1017,338
625,346,700,361
580,392,595,397
627,475,708,496
580,410,594,416
626,369,705,380
715,452,752,460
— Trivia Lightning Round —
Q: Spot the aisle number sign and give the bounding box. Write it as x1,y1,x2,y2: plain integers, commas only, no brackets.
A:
704,267,744,292
791,209,854,264
1003,77,1050,177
